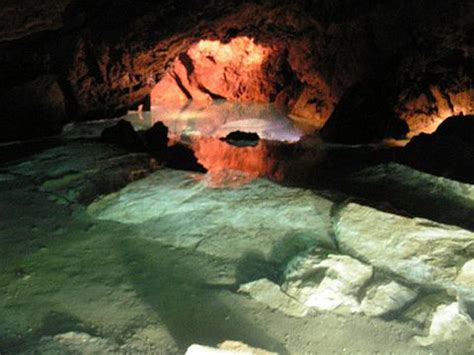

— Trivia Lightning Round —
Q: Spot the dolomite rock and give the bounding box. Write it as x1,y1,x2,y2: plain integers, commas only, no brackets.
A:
238,279,309,318
283,253,373,314
334,202,474,289
414,303,474,346
360,282,417,318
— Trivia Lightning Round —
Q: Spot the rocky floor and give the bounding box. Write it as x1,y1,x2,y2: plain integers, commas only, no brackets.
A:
0,120,473,354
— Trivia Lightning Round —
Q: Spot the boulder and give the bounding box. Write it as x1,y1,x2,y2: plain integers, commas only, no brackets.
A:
360,281,417,318
238,279,309,318
283,253,373,314
334,202,474,289
0,75,66,142
455,259,474,318
435,115,474,142
221,131,260,147
321,81,408,144
101,119,145,152
402,115,474,183
414,303,474,346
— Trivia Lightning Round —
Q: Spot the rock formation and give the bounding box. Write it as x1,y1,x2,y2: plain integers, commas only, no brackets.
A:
0,0,472,142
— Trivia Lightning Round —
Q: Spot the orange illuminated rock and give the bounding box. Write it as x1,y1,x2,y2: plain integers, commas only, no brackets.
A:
151,37,284,107
397,86,474,137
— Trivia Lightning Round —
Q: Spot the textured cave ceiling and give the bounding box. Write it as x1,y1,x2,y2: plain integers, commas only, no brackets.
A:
0,0,473,143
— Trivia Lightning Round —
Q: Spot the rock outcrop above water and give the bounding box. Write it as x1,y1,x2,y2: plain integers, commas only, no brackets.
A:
402,115,474,183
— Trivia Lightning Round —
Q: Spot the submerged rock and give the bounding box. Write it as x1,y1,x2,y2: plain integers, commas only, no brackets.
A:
360,282,417,318
238,278,309,318
88,169,335,263
334,202,474,289
283,253,373,314
221,131,260,147
414,302,474,346
38,332,119,354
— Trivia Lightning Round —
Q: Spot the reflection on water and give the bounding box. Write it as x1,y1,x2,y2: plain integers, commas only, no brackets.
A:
125,102,321,187
190,137,281,187
127,101,307,142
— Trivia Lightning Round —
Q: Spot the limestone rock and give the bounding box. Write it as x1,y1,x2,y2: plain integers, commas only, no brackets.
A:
360,281,417,318
238,279,309,318
455,259,474,318
88,169,335,262
283,253,373,314
334,202,474,289
186,341,277,355
414,303,474,346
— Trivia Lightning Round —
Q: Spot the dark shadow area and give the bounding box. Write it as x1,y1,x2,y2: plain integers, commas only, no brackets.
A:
0,137,62,165
114,237,290,354
235,232,333,287
0,311,98,354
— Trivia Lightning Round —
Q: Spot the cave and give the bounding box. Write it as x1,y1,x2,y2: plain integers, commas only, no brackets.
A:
1,1,474,354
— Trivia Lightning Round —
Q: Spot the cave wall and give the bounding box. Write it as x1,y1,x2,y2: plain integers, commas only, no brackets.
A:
0,0,473,142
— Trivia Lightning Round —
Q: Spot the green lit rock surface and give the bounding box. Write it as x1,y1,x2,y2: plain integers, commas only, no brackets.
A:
88,169,336,261
360,282,418,318
238,279,309,318
282,253,373,314
334,202,474,289
1,131,474,353
414,302,474,346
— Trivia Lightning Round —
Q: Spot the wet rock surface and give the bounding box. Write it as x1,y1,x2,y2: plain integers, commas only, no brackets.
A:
1,120,474,353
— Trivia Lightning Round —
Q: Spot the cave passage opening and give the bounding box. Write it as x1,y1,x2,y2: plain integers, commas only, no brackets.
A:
133,36,309,143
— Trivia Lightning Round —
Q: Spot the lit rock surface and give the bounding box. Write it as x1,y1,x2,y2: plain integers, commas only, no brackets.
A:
414,303,474,346
88,169,335,261
455,259,474,318
186,341,277,355
345,163,474,230
334,202,474,289
360,282,417,318
238,279,309,318
283,254,372,314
